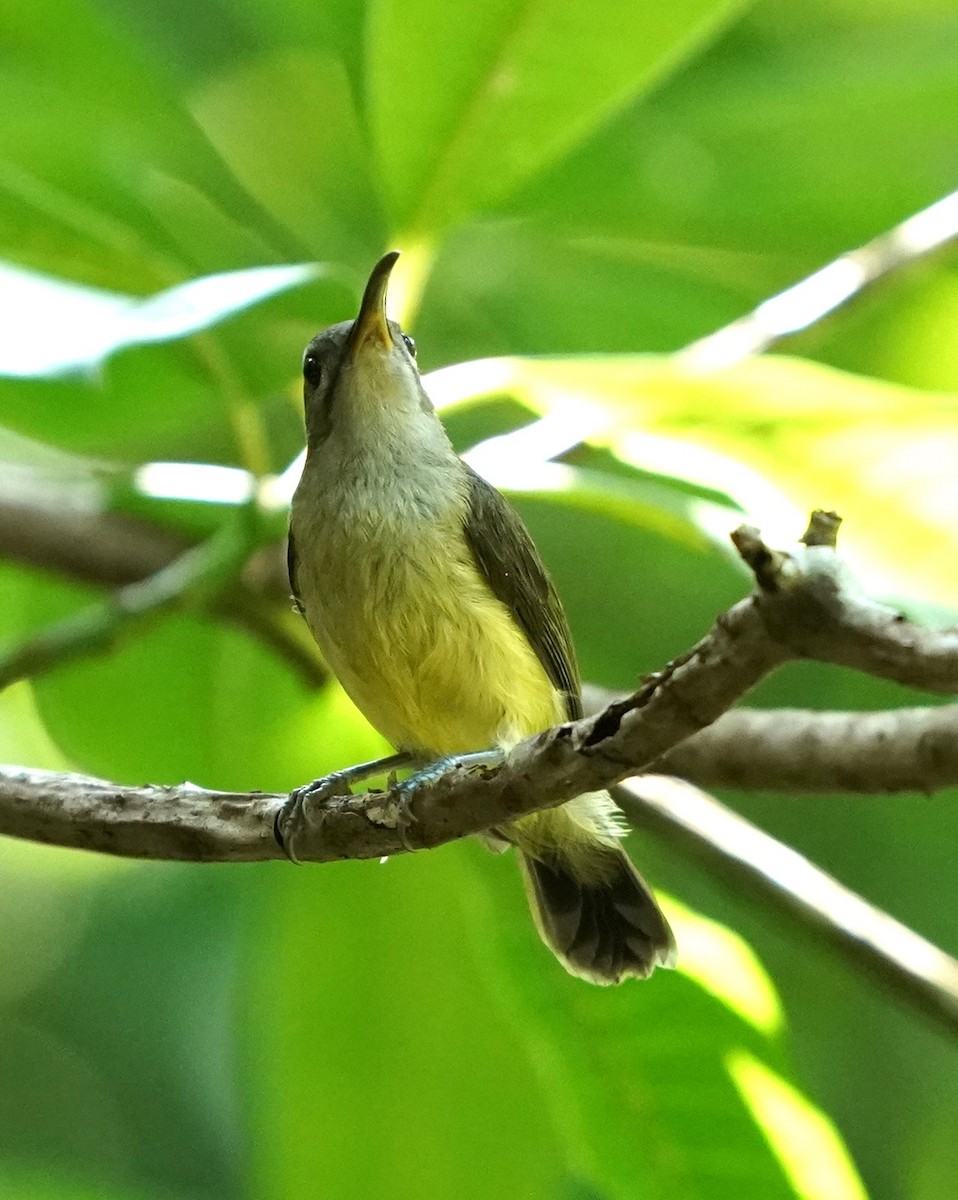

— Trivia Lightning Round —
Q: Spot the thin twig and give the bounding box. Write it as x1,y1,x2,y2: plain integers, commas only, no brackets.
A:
0,496,327,689
678,189,958,369
0,505,264,689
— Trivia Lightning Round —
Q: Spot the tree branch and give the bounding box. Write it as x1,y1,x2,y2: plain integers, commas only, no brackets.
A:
0,765,281,860
0,588,782,861
4,756,958,1036
6,494,958,796
733,520,958,694
0,494,187,586
646,703,958,794
4,514,958,868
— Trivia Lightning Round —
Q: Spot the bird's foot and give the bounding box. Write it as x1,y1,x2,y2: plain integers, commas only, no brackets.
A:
390,749,506,849
275,771,355,863
276,752,414,863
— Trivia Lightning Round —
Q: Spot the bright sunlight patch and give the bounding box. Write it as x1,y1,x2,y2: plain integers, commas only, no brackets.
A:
727,1050,869,1200
665,896,784,1036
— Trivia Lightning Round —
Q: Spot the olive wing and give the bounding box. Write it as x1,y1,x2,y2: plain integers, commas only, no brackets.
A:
462,465,582,721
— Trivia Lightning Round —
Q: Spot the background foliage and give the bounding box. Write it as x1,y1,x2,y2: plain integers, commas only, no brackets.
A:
1,0,957,1196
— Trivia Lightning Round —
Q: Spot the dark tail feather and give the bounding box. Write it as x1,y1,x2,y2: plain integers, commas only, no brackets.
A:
519,847,676,985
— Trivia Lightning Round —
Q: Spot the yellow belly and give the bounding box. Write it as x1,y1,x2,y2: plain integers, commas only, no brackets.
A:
307,539,564,756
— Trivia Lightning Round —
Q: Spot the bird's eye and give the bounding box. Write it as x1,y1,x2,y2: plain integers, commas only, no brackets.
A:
303,353,323,387
401,332,417,358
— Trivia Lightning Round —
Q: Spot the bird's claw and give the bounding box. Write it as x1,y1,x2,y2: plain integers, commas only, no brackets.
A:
390,780,421,853
275,770,355,863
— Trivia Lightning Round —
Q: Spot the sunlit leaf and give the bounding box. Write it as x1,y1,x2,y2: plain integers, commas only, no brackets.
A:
0,261,320,377
792,253,958,396
665,897,784,1037
474,353,958,604
727,1051,869,1200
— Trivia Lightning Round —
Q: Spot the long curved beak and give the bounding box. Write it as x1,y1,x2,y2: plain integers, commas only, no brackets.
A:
349,250,400,353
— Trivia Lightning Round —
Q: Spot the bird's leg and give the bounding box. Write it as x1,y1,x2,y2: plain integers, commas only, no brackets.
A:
297,751,416,798
276,751,416,862
394,748,506,791
390,748,507,847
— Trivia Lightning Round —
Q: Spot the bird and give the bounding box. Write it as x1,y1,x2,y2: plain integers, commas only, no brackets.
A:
286,251,675,984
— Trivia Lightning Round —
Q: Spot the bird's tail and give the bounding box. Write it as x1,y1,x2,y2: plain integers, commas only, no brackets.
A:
511,794,675,984
518,846,675,984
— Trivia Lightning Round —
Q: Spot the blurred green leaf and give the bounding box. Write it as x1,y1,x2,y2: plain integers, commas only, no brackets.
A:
790,252,958,396
727,1051,868,1200
368,0,750,235
0,271,346,461
0,1171,147,1200
0,860,250,1199
243,845,567,1200
416,223,764,365
0,565,334,791
191,50,382,262
0,0,271,287
455,849,835,1199
244,839,857,1200
507,10,958,259
664,898,784,1036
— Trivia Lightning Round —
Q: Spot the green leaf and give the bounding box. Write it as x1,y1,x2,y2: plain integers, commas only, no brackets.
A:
367,0,751,235
508,11,958,259
191,50,382,262
790,252,958,397
463,352,958,606
0,0,272,287
664,898,784,1037
415,223,764,365
243,845,566,1200
0,1168,151,1200
453,850,847,1199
